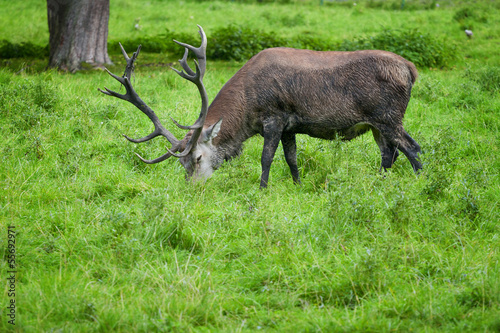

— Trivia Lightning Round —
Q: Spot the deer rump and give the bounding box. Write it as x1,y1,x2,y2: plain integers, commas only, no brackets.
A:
100,27,422,188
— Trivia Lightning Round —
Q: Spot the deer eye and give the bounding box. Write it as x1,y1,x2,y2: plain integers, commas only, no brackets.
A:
196,155,202,163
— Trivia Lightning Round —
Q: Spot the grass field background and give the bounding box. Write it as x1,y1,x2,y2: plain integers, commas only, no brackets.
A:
1,0,499,331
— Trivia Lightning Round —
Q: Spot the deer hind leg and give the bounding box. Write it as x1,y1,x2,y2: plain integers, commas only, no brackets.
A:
400,129,422,172
260,118,285,188
281,132,300,184
373,124,422,173
372,127,399,171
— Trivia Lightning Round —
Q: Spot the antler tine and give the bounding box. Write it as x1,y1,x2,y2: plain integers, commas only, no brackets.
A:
120,43,141,80
176,48,196,77
134,147,180,164
170,116,202,130
173,25,207,78
99,44,181,164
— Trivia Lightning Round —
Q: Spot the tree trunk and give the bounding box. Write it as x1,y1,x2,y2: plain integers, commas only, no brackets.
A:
47,0,112,72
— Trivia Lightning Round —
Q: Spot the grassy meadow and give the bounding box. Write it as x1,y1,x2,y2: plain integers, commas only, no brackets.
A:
1,0,500,331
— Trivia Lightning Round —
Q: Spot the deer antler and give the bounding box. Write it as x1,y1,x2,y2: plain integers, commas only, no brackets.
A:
169,25,208,157
98,25,209,163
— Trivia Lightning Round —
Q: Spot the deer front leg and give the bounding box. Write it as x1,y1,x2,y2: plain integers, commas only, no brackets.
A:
260,119,284,188
281,132,300,184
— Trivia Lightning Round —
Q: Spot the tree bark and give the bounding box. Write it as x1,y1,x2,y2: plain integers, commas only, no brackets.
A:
47,0,112,72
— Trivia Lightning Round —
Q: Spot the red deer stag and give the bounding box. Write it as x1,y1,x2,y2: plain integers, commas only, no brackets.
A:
99,25,422,188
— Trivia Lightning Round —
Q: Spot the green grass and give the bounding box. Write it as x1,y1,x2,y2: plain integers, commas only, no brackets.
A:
1,0,500,332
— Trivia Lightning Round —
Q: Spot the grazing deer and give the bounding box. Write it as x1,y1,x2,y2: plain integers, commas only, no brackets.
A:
99,25,422,188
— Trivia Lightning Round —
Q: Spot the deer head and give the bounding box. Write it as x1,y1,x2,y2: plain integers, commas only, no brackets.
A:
99,25,222,181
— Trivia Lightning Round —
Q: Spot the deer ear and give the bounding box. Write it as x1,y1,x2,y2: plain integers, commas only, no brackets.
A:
202,118,223,142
